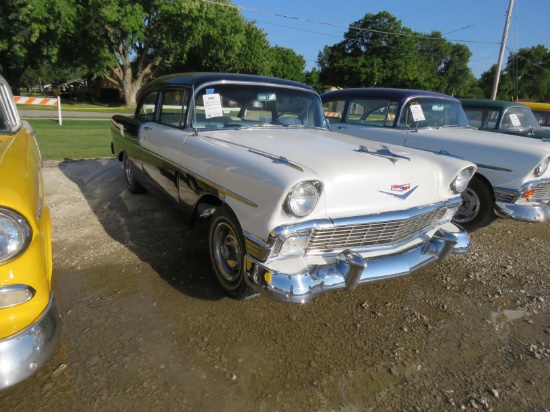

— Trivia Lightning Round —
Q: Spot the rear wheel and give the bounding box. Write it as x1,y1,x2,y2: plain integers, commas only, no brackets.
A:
453,176,496,231
123,152,145,194
209,206,256,299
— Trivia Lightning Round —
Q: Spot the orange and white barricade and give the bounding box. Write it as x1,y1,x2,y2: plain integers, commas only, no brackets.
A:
14,96,62,125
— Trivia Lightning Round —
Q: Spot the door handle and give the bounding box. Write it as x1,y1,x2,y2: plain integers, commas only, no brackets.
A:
338,126,348,130
144,126,152,131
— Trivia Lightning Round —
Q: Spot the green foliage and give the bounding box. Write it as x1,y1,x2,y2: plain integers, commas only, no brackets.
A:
304,67,323,93
265,47,305,82
0,0,77,91
318,11,478,96
477,45,550,101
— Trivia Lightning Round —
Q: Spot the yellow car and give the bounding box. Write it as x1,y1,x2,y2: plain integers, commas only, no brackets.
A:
522,102,550,128
0,75,60,389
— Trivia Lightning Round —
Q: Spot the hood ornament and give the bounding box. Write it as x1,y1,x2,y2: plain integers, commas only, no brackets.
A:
355,145,411,164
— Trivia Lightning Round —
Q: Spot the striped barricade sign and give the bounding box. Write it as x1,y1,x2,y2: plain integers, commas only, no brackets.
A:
14,96,62,125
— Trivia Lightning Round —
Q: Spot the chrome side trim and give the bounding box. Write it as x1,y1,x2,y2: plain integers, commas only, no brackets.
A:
0,292,61,389
476,163,513,172
140,146,258,208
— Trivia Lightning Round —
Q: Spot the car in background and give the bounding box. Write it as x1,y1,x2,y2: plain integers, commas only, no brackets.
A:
111,73,477,303
322,88,550,231
460,98,550,139
0,75,60,389
522,101,550,128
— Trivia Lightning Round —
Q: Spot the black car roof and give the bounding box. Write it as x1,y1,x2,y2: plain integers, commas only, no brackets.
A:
321,88,460,102
142,72,316,94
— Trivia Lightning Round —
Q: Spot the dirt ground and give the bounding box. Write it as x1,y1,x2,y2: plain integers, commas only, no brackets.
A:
1,158,549,411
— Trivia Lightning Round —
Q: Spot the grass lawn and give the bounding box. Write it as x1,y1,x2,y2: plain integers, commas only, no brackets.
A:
27,119,113,160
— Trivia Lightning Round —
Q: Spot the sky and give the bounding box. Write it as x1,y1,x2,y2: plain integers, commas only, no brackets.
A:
225,0,550,78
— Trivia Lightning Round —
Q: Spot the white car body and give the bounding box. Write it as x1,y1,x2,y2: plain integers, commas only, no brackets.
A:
322,88,550,230
111,74,476,303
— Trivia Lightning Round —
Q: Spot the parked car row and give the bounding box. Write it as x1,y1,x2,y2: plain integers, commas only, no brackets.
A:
3,68,550,388
321,88,550,231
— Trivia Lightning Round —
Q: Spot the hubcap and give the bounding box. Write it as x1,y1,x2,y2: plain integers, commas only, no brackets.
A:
454,188,480,223
213,222,242,283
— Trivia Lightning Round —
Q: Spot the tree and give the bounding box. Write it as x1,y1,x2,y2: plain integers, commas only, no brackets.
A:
317,11,476,95
478,45,550,101
265,46,305,82
0,0,76,92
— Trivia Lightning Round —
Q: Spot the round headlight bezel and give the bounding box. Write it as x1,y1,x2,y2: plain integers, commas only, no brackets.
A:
0,208,32,264
534,157,550,177
450,166,475,194
283,181,323,218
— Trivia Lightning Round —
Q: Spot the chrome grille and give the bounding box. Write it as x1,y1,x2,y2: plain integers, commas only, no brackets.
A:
495,190,517,203
306,207,448,255
532,182,550,199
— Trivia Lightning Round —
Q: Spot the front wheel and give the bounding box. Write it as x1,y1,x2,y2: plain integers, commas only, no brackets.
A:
209,206,256,300
452,176,496,231
123,152,145,194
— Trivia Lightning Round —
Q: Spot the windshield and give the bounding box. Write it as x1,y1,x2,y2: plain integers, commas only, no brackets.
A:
500,106,541,131
189,84,324,129
398,98,470,129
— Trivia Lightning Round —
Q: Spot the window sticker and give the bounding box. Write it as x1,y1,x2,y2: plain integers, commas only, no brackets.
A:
203,93,223,118
410,104,425,122
509,113,521,127
206,88,215,94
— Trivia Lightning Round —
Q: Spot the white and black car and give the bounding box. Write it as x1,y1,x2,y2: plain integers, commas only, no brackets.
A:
111,73,476,303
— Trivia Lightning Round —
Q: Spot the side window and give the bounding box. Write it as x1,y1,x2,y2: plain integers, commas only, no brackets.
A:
347,99,392,127
322,99,345,123
463,109,484,128
138,91,158,122
159,89,188,127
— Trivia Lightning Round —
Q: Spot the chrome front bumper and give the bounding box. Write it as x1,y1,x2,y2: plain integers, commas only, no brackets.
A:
0,293,61,390
495,200,550,223
245,226,470,304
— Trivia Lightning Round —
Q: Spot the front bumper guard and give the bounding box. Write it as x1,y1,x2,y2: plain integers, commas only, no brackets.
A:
246,226,469,303
495,200,550,223
0,293,61,390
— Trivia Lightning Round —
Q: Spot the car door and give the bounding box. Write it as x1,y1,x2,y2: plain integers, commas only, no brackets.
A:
139,88,190,204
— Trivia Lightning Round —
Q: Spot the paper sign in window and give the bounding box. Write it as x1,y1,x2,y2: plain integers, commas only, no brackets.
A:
509,113,521,127
204,93,223,119
410,104,425,122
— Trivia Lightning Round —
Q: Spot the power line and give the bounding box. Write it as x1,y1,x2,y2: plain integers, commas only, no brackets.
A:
202,0,501,46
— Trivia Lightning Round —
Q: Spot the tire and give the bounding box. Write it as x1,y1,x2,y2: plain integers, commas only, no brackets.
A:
452,176,496,232
209,205,256,299
123,152,145,194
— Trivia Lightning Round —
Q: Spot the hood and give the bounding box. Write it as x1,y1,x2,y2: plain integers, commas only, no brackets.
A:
409,127,550,179
204,128,468,218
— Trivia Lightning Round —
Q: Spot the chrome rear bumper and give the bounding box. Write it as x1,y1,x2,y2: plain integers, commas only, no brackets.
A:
246,226,470,304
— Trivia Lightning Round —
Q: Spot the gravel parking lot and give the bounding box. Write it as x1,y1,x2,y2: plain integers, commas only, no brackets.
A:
1,158,549,411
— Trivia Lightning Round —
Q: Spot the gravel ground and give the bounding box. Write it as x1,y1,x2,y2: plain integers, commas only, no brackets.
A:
0,158,548,412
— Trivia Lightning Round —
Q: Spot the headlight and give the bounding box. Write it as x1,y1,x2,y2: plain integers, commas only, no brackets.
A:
0,285,36,308
534,157,550,177
450,166,475,194
0,208,32,264
283,181,323,218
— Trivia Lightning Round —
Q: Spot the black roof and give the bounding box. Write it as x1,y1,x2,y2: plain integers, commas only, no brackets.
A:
142,72,316,94
321,88,459,102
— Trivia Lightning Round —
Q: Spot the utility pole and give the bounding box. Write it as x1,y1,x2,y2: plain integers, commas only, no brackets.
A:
491,0,514,100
